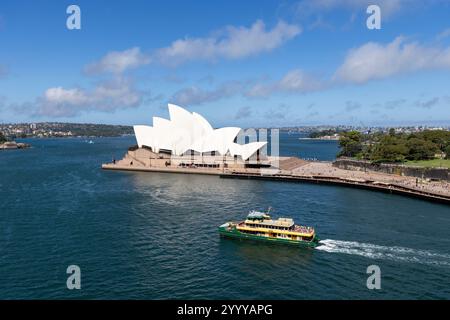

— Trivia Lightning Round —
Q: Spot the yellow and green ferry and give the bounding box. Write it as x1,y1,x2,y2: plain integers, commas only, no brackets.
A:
218,210,319,247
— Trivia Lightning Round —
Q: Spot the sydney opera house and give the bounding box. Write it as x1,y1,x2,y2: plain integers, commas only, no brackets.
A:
118,104,270,170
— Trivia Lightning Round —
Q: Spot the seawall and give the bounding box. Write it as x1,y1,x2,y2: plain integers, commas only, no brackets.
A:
102,163,450,205
333,158,450,181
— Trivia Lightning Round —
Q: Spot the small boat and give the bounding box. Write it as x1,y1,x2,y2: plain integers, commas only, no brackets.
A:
218,209,319,247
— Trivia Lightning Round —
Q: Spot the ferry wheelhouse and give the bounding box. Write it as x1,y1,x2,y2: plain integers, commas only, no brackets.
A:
218,210,319,247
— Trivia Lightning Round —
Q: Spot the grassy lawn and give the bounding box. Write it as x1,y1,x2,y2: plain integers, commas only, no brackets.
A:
404,159,450,168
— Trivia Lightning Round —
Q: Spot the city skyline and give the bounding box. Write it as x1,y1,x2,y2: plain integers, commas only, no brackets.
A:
1,0,450,127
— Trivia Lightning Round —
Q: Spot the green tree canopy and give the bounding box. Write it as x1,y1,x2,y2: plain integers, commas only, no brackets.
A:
445,145,450,160
406,138,440,160
338,131,363,158
370,136,409,163
0,131,6,143
411,130,450,152
338,129,450,163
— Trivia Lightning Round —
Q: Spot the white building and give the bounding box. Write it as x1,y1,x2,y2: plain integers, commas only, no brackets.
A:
134,104,267,162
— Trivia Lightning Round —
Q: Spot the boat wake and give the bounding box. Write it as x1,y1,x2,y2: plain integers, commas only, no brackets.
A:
316,239,450,267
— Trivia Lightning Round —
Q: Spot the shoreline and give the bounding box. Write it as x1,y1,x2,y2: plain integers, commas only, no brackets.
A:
298,137,339,141
102,161,450,205
220,172,450,205
0,141,31,150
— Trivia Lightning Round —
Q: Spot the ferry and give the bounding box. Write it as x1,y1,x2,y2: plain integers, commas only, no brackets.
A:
218,209,319,247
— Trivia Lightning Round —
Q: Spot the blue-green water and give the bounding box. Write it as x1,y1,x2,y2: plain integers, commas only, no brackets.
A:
0,134,449,299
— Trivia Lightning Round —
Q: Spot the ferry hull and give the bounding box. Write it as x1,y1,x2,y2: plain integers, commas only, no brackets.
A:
218,227,320,248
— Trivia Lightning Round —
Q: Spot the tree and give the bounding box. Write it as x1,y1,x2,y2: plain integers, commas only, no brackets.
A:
370,136,409,163
0,131,6,143
445,145,450,160
405,138,439,160
416,130,450,152
338,131,363,158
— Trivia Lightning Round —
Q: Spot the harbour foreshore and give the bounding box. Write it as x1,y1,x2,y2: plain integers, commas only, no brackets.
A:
102,159,450,205
0,141,30,150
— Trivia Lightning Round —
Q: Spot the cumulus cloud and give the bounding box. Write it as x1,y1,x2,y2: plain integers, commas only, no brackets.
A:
167,69,323,106
165,34,450,105
82,20,300,75
334,37,450,84
155,20,301,66
28,77,143,117
246,69,323,97
85,47,151,74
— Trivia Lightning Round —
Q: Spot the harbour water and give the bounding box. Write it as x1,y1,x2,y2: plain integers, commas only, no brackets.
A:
0,134,449,299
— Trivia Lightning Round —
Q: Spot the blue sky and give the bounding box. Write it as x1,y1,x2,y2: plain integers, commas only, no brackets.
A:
1,0,450,127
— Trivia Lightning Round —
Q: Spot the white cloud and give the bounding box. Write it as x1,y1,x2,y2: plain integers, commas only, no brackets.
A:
82,20,300,74
85,47,151,74
168,69,323,105
34,77,143,117
167,34,450,104
334,37,450,84
246,69,322,97
155,20,301,65
44,87,88,105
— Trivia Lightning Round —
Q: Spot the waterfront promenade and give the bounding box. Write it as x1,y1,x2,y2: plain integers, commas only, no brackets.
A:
291,162,450,198
102,157,450,204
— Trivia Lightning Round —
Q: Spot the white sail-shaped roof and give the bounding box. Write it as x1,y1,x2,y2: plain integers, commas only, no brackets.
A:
133,104,266,160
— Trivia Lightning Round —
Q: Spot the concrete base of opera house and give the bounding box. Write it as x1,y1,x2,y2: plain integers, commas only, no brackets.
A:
102,147,294,176
104,146,292,173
